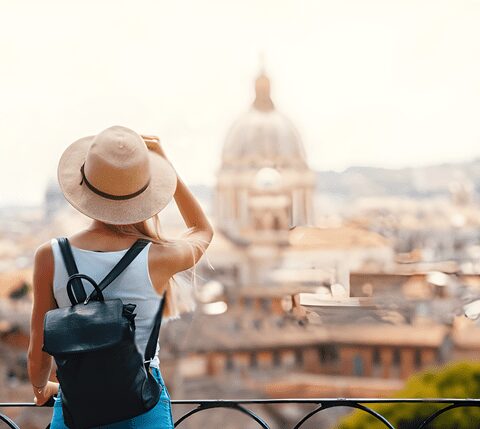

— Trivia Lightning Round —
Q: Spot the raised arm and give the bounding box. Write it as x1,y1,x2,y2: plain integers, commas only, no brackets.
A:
27,242,59,405
143,136,214,277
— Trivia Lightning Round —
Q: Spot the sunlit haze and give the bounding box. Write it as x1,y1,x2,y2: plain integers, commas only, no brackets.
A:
2,0,480,205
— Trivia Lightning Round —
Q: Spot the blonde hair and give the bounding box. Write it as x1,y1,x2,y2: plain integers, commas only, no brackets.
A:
104,215,207,321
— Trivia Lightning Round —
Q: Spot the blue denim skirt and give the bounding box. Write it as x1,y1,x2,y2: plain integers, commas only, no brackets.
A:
50,367,174,429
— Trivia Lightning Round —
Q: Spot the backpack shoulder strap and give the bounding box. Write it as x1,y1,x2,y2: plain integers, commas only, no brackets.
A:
85,239,150,303
144,290,167,372
57,237,87,305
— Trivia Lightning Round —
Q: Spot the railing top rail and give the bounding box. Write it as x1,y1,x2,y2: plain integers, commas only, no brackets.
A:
2,398,480,429
1,398,480,407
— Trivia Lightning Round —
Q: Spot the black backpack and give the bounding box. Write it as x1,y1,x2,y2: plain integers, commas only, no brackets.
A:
42,238,166,429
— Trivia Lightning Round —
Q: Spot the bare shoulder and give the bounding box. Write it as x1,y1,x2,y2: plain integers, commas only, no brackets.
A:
32,241,57,311
34,240,54,266
32,241,55,292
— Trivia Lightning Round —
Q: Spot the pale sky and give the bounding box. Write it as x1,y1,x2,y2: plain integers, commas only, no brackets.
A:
1,0,480,205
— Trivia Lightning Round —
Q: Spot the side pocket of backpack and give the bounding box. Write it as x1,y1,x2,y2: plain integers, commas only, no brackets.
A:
141,370,162,410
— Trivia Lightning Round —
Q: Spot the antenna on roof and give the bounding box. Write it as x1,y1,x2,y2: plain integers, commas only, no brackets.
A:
254,51,274,111
259,51,266,74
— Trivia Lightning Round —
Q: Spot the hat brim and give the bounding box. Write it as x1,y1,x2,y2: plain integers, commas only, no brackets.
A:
57,136,177,225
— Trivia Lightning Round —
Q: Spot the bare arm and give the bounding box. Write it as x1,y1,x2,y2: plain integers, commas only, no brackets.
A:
27,242,59,404
143,136,214,276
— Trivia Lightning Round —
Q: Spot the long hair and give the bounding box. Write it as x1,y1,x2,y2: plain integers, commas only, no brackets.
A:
104,215,207,321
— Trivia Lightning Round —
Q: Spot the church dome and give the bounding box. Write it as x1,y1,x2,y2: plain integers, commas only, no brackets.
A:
221,73,307,169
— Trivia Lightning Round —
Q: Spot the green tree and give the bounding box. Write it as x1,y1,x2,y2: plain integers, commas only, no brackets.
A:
338,362,480,429
9,281,30,299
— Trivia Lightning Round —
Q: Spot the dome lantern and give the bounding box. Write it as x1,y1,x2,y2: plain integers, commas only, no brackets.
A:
253,73,274,112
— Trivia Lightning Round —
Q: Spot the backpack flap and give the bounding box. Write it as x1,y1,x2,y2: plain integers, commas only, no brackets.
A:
43,299,131,355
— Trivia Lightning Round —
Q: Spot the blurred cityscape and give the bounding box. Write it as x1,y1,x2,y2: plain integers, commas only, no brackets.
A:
2,71,480,428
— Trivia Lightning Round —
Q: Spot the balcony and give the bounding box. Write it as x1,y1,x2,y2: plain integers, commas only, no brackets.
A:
2,397,480,429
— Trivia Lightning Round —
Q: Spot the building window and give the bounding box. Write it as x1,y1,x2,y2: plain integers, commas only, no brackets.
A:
295,349,303,366
252,318,262,330
318,346,325,362
353,354,364,376
393,348,401,367
415,348,422,369
229,319,241,333
261,298,271,312
318,345,330,362
226,354,235,371
319,345,339,363
372,347,382,377
273,350,281,367
250,353,258,368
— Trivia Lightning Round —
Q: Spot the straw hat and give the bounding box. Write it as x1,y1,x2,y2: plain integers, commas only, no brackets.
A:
57,125,177,225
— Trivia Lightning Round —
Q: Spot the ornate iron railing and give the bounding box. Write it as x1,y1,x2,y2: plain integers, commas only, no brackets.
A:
1,398,480,428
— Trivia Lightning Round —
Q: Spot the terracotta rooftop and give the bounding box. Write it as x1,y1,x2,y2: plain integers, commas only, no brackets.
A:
181,307,447,353
262,372,405,398
288,225,390,250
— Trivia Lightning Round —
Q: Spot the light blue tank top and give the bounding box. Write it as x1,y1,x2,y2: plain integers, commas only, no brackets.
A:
50,239,161,368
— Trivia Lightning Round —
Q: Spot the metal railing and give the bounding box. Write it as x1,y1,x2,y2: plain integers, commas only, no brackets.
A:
1,398,480,428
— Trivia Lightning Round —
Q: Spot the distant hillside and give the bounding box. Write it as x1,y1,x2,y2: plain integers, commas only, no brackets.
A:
190,160,480,201
3,161,480,211
316,159,480,198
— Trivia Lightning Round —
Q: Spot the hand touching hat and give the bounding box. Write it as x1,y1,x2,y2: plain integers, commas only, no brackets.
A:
57,126,177,225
